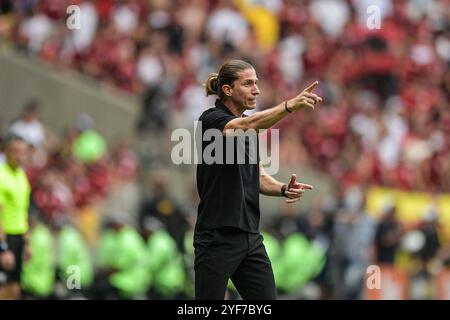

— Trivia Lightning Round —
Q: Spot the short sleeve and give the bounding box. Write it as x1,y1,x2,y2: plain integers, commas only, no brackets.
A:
200,109,236,132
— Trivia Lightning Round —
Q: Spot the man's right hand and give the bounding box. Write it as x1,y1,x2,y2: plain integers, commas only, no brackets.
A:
0,250,16,270
287,81,322,111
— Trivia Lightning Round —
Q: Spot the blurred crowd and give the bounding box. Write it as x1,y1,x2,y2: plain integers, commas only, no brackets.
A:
0,103,327,300
1,0,450,299
0,102,193,299
1,99,450,301
0,101,139,226
0,0,449,192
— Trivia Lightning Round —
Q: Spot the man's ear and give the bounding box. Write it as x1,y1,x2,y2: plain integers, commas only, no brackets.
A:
222,84,233,97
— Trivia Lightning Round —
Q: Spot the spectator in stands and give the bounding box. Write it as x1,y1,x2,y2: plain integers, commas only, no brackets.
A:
417,206,441,264
93,211,150,300
374,203,403,264
137,83,172,133
54,215,93,299
32,169,75,221
21,213,55,299
142,217,187,299
333,187,375,299
268,202,304,241
138,174,189,253
9,100,45,148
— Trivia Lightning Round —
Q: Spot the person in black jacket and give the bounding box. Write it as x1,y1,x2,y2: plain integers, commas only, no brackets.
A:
194,59,322,300
375,204,403,264
138,175,189,253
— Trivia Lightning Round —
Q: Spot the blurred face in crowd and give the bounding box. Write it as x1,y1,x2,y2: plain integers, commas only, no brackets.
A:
6,139,29,169
22,104,39,122
384,206,397,222
224,68,260,112
24,110,37,122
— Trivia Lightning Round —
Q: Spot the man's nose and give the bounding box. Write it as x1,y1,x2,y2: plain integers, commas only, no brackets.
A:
253,86,260,95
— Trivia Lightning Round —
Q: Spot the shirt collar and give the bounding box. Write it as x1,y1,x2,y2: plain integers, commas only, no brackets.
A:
214,99,247,117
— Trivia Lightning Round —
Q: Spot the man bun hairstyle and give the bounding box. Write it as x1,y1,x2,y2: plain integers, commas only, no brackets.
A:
205,73,219,96
204,59,254,99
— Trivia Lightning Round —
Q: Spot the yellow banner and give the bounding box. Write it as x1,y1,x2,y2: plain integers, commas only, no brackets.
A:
366,186,450,240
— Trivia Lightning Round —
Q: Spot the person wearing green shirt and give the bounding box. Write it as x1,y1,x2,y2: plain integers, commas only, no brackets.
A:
57,223,94,298
142,217,186,299
95,213,151,299
109,224,150,299
21,221,55,298
0,135,32,300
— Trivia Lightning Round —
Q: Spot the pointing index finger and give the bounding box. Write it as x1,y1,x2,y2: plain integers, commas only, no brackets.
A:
298,183,314,190
304,81,319,93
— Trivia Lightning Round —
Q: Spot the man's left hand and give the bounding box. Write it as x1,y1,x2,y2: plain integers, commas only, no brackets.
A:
284,174,313,203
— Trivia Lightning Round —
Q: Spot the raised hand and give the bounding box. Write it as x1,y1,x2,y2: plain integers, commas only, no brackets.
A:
287,81,323,111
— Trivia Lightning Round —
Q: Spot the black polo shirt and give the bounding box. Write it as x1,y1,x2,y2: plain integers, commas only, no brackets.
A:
195,99,260,233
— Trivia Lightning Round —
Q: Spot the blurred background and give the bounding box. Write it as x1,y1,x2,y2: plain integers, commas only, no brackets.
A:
0,0,449,300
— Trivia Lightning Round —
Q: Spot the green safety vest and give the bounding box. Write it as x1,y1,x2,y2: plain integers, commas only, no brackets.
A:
0,163,30,235
277,233,326,293
147,229,185,297
107,227,151,297
21,223,55,297
97,229,116,269
58,225,93,288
